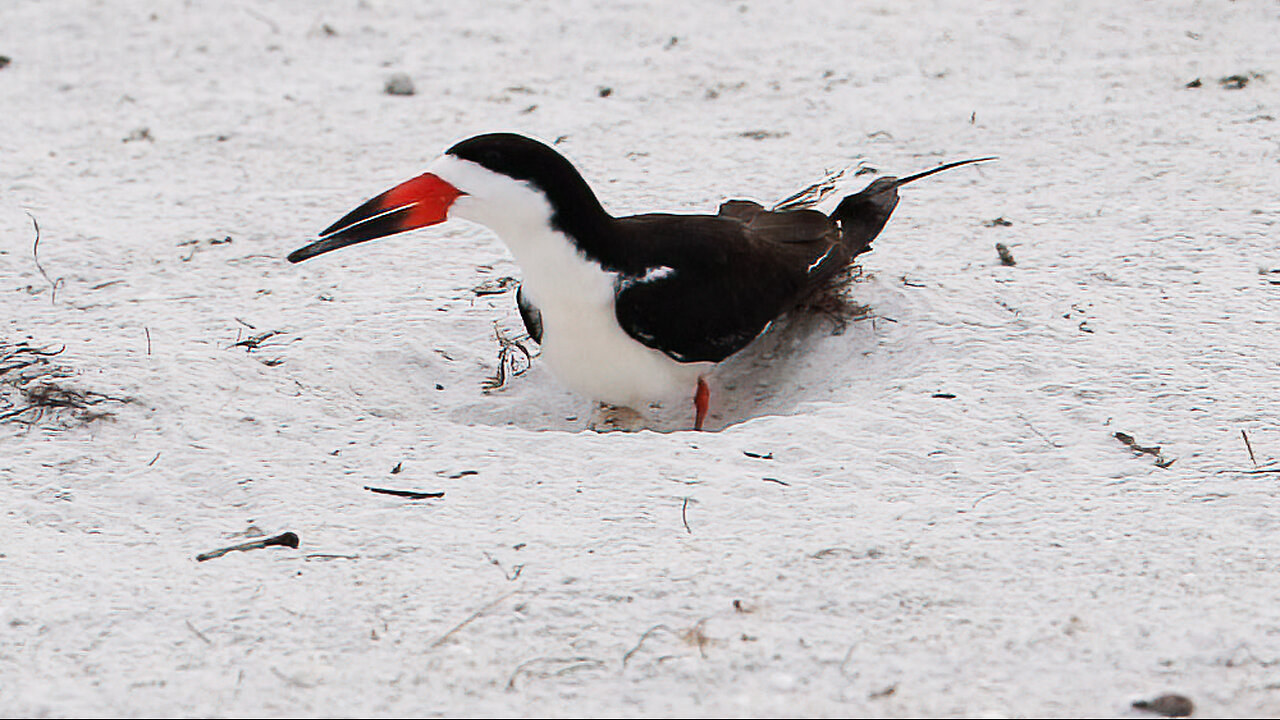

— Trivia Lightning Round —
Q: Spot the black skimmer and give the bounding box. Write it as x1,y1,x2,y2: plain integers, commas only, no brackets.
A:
288,133,990,430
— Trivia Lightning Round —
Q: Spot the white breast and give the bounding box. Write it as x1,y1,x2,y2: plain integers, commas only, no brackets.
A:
430,155,708,406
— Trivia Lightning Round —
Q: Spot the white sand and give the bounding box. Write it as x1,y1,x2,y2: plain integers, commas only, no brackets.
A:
2,0,1278,715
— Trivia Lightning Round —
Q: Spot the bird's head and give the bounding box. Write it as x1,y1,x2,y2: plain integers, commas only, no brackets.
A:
287,133,604,263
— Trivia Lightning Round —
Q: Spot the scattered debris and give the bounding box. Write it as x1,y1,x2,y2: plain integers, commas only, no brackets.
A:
732,599,754,613
506,656,605,691
390,461,403,474
869,684,898,699
472,276,519,296
230,330,277,350
932,392,957,399
228,328,293,364
738,129,789,140
1184,78,1202,88
483,552,524,581
195,531,298,562
481,325,534,392
384,73,415,96
28,213,64,304
364,486,444,500
996,242,1017,266
0,55,10,70
681,497,692,534
597,86,613,98
1242,430,1257,467
762,477,790,486
797,274,873,335
1132,693,1194,717
442,469,478,479
680,619,712,657
1,342,130,427
123,127,153,143
985,216,1014,227
178,236,233,262
1219,74,1250,90
810,546,884,561
1115,431,1176,468
622,624,677,666
430,591,516,648
742,450,773,460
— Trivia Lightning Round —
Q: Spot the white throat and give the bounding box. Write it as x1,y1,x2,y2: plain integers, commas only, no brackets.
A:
425,155,705,405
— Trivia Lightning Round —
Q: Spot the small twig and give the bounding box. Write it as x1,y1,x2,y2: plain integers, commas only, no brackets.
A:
364,486,444,500
681,497,692,534
506,656,604,691
1017,412,1063,448
196,531,298,562
305,553,359,561
28,212,64,303
971,489,1004,509
622,624,676,667
762,477,790,486
185,619,213,645
242,6,280,33
147,452,161,466
1242,429,1257,468
430,591,516,648
144,327,152,356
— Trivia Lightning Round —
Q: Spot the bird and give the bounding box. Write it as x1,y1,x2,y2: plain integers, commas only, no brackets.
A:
288,133,990,431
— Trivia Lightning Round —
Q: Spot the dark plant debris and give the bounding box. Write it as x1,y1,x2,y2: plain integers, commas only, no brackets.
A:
0,56,11,70
1132,693,1194,718
2,342,130,427
985,216,1013,227
472,276,519,296
996,242,1017,266
743,450,773,460
123,127,153,143
196,531,299,562
1184,78,1202,88
1219,74,1250,90
29,213,64,303
738,130,789,140
1241,429,1257,467
1115,431,1176,469
482,325,534,392
364,486,445,500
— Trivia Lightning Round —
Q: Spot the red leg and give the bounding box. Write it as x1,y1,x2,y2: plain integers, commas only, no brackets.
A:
693,376,710,431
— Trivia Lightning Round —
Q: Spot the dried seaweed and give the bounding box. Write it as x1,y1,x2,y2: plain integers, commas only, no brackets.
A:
0,341,130,427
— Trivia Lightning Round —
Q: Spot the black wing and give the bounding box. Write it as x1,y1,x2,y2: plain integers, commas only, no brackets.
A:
611,208,842,363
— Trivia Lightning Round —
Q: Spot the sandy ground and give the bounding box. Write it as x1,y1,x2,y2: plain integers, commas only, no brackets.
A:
3,0,1279,716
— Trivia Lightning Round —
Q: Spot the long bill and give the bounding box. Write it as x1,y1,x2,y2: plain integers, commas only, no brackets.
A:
287,173,464,263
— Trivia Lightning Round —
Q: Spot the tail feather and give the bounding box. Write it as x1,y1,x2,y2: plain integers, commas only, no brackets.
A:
831,156,995,257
